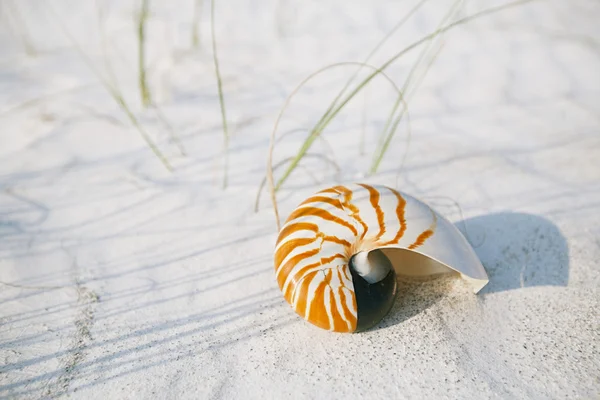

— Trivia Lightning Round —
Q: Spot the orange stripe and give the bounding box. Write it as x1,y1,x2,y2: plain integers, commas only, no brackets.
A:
274,237,317,269
299,195,345,211
289,253,346,288
336,268,357,330
307,270,332,330
336,268,346,289
337,286,357,331
294,270,318,316
408,229,434,249
318,187,341,195
286,206,358,236
276,248,319,288
285,260,320,302
329,287,347,332
284,259,319,304
332,185,351,194
321,234,351,248
277,222,319,243
333,185,369,239
358,184,386,240
284,253,346,301
382,188,407,245
341,266,351,282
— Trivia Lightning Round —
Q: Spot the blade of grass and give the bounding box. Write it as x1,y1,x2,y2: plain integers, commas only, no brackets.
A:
360,89,368,155
138,0,152,107
370,0,462,174
390,42,446,188
374,0,461,154
0,84,93,118
308,0,429,145
267,61,407,230
46,1,172,171
97,1,185,157
275,128,339,166
152,104,186,156
275,0,535,192
192,0,203,48
210,0,230,188
4,0,36,56
384,40,444,180
255,153,340,213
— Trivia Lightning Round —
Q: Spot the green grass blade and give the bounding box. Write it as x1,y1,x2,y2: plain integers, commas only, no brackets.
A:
5,0,36,56
138,0,152,107
46,0,172,172
255,153,340,214
375,41,444,175
211,0,230,188
267,61,405,229
274,0,535,191
192,0,203,48
309,0,428,146
370,0,463,173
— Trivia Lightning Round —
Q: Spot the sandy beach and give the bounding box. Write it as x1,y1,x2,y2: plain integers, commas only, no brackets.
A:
1,0,599,398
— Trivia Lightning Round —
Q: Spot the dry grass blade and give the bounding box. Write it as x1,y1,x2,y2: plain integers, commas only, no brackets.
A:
271,0,426,192
274,0,536,193
46,1,172,171
267,61,406,230
138,0,152,107
152,104,186,156
0,85,93,118
255,153,340,214
3,0,36,56
192,0,203,48
211,0,230,188
100,1,184,156
274,128,339,166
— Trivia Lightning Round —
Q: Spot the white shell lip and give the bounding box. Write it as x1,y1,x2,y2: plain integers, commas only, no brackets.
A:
351,185,489,294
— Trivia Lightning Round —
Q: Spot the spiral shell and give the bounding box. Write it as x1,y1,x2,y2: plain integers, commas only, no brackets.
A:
274,183,489,333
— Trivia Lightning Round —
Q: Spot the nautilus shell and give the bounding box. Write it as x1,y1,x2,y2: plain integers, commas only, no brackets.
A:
274,184,489,332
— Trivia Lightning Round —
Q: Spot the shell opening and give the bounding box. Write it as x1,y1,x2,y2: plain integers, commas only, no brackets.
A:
349,250,393,284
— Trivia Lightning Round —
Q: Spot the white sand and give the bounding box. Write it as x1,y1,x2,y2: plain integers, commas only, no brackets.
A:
1,0,599,398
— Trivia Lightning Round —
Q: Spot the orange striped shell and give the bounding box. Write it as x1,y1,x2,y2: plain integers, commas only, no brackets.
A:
274,183,489,333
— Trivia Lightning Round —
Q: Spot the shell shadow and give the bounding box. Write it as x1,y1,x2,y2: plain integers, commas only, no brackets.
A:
371,211,569,331
457,212,570,294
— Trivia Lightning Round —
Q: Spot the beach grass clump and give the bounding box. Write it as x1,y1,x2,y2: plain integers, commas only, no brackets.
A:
47,1,173,171
265,0,534,228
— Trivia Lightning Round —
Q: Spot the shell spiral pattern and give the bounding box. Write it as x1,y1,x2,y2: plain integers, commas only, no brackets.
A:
274,183,489,333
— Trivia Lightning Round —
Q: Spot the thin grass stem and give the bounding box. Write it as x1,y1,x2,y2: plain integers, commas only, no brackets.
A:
138,0,152,107
274,0,535,193
255,154,340,214
267,61,406,229
370,0,462,173
5,1,36,56
306,0,428,148
192,0,203,48
211,0,230,188
47,1,172,171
